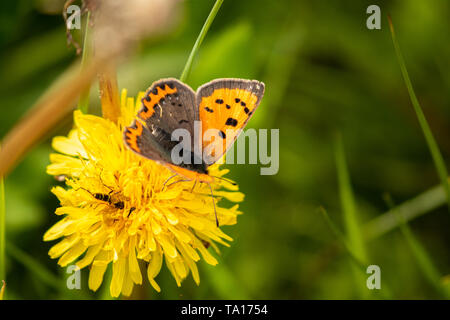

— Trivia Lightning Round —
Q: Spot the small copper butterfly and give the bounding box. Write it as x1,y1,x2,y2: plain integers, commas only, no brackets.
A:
123,78,265,225
123,78,265,183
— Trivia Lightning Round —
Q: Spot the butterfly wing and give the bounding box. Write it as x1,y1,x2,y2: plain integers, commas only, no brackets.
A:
124,78,200,167
196,78,265,164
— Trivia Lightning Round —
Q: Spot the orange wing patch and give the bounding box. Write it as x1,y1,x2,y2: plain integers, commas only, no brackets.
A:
139,83,178,120
124,120,143,153
199,88,259,162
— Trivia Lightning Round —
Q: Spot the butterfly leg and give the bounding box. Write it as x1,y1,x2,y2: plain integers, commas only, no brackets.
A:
191,180,197,193
162,174,178,190
207,183,219,227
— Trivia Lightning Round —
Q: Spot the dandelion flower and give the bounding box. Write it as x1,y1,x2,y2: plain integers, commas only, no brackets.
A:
44,89,244,297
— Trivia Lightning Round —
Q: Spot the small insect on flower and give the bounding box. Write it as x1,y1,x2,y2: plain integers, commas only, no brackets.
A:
74,172,135,213
44,89,245,297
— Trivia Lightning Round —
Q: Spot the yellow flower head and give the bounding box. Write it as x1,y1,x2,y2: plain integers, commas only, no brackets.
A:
44,89,244,297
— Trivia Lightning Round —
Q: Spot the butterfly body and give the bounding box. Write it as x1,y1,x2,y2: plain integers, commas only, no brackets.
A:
124,78,265,183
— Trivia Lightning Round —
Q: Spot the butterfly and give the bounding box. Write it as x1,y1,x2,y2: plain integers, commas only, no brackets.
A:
123,78,265,224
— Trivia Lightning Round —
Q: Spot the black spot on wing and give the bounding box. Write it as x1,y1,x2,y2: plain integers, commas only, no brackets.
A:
244,107,250,114
240,101,246,107
219,131,226,139
215,99,224,104
235,98,240,103
226,104,231,109
204,107,214,113
225,118,238,127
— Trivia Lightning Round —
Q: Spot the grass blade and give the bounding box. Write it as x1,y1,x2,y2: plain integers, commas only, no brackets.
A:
334,134,369,297
319,207,366,271
399,218,450,298
6,242,89,298
335,134,367,263
388,15,450,210
319,207,393,299
6,242,61,291
364,182,447,240
384,194,450,298
179,0,225,82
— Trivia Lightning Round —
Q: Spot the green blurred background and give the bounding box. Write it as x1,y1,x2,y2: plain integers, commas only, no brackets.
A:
1,0,450,299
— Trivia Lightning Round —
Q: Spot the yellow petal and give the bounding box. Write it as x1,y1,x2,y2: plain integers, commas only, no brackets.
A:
76,244,103,269
52,130,87,158
89,263,107,292
157,234,177,259
121,272,134,297
172,257,188,280
58,241,87,267
179,241,200,262
128,238,142,284
48,235,79,259
43,218,75,241
177,241,200,285
213,191,245,202
167,225,191,243
110,256,126,298
147,248,162,279
165,256,181,287
47,154,83,177
194,237,218,266
149,279,161,293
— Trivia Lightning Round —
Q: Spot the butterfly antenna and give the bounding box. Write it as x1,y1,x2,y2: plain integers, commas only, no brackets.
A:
208,183,219,227
167,179,191,188
211,176,237,186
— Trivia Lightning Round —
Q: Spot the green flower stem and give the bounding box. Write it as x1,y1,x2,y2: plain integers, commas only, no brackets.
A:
388,15,450,211
180,0,224,82
78,11,92,113
0,175,5,284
